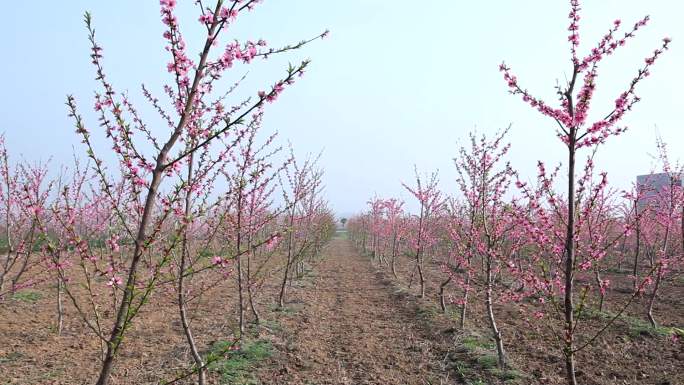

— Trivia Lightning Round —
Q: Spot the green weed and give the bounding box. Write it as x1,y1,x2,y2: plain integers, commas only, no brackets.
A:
208,339,273,385
12,290,42,303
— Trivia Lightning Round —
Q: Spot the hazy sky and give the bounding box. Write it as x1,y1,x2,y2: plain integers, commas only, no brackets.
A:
1,1,683,216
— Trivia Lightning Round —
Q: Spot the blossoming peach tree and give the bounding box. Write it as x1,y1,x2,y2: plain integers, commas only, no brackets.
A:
403,169,445,299
61,1,327,384
451,128,518,368
500,0,670,383
0,137,53,300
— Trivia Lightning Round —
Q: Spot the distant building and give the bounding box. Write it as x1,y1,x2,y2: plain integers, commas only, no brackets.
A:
636,172,683,209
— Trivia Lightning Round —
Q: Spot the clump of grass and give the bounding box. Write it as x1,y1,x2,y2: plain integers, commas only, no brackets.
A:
268,303,300,315
627,319,680,338
12,290,42,303
416,304,440,322
466,380,487,385
578,307,682,339
449,332,528,384
207,339,273,385
449,360,473,379
476,354,498,369
302,266,316,280
444,307,462,321
488,367,525,382
393,285,408,295
0,351,23,364
258,319,282,333
461,335,495,351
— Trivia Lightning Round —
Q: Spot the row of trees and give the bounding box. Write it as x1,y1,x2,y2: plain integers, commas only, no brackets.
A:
349,1,679,384
349,131,682,384
0,1,334,385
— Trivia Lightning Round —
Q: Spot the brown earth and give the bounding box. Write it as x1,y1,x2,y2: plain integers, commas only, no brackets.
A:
256,237,454,385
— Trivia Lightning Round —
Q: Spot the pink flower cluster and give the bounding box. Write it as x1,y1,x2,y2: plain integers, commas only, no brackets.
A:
219,40,266,69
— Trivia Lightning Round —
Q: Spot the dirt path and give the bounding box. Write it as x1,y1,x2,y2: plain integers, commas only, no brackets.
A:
261,237,448,385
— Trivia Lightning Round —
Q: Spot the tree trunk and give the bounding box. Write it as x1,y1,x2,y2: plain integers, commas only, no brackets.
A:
439,275,452,313
647,224,669,329
460,272,470,329
632,200,641,290
11,245,32,293
416,204,425,299
248,284,260,325
390,233,398,279
236,254,245,335
95,150,176,385
177,151,206,385
57,275,64,336
246,242,260,325
595,269,605,312
417,256,425,299
178,251,206,385
563,140,577,385
485,262,505,369
278,217,295,309
617,237,626,272
646,266,662,328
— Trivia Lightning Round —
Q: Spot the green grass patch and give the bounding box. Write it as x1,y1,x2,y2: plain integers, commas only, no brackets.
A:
258,319,282,333
461,335,495,351
578,307,683,338
0,351,23,364
466,380,487,385
449,360,474,379
11,290,42,303
299,264,316,281
415,304,440,322
208,339,272,385
605,267,630,275
198,248,216,259
268,303,298,315
444,307,462,321
448,332,529,384
476,354,498,369
627,320,681,338
488,367,525,382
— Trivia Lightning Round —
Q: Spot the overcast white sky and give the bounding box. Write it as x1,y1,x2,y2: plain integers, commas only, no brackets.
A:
1,1,682,217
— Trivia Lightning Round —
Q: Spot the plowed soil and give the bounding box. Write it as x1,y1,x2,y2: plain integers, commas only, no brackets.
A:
257,238,451,385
